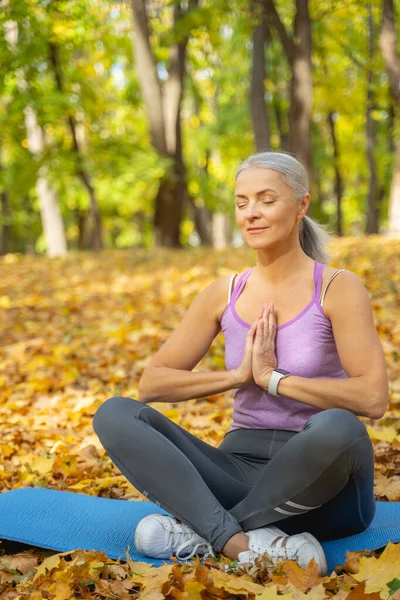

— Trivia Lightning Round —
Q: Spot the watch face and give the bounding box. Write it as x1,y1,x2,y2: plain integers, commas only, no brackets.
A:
276,369,290,375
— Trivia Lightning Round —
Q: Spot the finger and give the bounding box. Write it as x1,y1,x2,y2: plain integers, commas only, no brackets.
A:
247,320,258,339
256,318,264,338
269,309,275,328
263,305,270,328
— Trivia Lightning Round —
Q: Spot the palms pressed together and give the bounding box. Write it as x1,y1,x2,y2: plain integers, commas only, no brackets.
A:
235,303,278,389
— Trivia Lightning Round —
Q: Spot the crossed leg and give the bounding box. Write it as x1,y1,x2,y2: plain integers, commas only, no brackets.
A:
93,397,376,552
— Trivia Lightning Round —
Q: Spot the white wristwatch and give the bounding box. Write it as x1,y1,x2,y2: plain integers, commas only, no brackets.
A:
268,369,291,397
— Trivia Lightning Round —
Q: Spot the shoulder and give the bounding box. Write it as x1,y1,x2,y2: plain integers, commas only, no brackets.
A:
321,266,371,321
197,273,240,324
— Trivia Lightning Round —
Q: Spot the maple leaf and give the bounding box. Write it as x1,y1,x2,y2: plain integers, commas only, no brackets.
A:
346,580,382,600
354,542,400,595
281,558,327,593
208,569,265,597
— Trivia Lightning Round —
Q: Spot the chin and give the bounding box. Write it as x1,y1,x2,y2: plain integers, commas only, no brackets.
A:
246,235,274,245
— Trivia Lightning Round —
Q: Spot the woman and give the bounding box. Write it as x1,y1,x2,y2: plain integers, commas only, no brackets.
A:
93,151,388,576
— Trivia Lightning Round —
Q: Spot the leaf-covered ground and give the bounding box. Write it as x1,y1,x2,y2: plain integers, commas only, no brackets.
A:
0,236,400,598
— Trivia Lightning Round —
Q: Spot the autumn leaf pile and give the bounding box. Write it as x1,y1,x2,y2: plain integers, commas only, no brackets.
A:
0,235,400,598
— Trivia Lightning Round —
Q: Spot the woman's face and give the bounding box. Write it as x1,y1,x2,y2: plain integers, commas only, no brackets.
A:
234,167,308,249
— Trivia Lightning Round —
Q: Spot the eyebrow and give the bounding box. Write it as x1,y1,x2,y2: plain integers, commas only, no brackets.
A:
235,188,278,199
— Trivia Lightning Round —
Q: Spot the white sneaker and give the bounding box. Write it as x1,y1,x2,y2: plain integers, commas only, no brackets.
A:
237,525,328,576
134,514,214,560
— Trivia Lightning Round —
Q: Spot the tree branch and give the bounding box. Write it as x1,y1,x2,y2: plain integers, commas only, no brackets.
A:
130,0,167,154
263,0,295,65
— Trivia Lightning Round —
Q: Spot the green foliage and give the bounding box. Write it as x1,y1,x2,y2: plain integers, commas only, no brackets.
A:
0,0,399,253
387,578,400,596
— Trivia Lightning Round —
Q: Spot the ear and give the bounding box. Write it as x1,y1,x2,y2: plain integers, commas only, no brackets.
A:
297,194,310,219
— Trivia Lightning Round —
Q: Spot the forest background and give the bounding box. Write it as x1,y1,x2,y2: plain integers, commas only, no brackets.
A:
1,0,400,255
2,0,400,596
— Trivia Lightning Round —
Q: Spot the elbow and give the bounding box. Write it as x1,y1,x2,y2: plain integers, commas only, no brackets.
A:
138,373,153,404
367,392,389,421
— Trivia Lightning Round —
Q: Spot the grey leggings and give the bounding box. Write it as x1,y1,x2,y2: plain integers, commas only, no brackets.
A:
93,397,376,552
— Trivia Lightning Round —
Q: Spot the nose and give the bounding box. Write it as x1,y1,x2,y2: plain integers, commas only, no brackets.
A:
244,203,262,219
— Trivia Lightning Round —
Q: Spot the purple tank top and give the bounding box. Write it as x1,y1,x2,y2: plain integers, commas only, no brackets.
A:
221,261,347,432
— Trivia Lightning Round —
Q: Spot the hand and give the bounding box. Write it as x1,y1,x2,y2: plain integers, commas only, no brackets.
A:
252,302,278,388
232,319,258,388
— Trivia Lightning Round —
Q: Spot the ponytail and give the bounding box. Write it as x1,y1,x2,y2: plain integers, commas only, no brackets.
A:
299,216,332,263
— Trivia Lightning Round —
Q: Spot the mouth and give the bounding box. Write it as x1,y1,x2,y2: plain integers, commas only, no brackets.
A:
247,227,268,233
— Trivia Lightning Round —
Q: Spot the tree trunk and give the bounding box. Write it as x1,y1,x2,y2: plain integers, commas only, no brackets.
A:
24,109,67,257
4,17,67,257
75,208,87,250
386,144,400,236
380,0,400,235
264,0,313,183
212,213,230,249
130,0,196,247
154,175,183,247
313,168,324,214
250,1,270,151
187,196,212,246
49,41,103,251
36,165,68,257
273,100,289,150
327,112,344,236
289,0,313,179
0,160,11,254
129,0,167,154
365,5,380,234
0,188,10,255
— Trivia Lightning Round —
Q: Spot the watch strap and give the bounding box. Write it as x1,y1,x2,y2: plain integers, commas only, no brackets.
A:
268,369,290,397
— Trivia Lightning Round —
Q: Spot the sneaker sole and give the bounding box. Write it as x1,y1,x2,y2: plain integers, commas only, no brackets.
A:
300,532,328,576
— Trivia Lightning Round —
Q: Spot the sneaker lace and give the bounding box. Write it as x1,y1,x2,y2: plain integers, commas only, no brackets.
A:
251,536,298,562
165,524,214,560
165,523,189,551
163,523,215,560
175,537,215,560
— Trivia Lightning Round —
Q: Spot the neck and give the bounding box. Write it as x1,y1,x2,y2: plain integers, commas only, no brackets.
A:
254,248,313,286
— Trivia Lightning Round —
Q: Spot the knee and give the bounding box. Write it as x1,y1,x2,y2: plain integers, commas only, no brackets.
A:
93,396,141,439
303,408,368,449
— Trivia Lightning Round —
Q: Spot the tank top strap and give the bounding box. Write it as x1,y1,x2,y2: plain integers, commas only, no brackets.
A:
230,268,254,304
313,260,324,302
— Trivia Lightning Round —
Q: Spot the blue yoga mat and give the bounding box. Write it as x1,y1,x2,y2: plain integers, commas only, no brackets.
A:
0,488,399,574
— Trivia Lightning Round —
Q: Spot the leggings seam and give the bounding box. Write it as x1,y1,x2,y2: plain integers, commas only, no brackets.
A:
268,430,277,459
239,432,371,523
354,469,369,528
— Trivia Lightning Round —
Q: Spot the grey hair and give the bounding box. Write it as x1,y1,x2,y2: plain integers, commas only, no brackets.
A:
236,151,332,264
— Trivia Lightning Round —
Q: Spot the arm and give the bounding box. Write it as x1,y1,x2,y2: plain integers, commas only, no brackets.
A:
138,277,241,403
261,272,389,419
